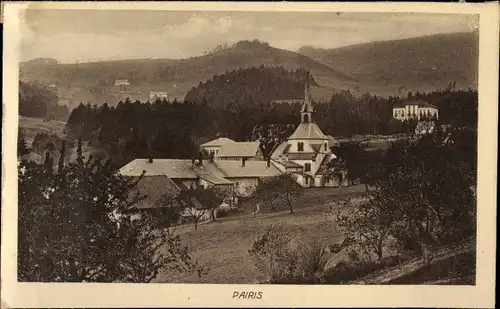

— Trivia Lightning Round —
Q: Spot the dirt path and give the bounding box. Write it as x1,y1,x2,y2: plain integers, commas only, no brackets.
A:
352,239,475,284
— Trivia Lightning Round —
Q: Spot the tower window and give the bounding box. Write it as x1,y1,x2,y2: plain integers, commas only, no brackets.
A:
303,114,309,123
298,142,304,151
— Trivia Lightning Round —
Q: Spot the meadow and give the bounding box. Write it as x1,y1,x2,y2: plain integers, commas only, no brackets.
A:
155,185,368,284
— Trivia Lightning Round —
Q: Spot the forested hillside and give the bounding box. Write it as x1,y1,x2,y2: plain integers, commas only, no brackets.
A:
299,32,478,93
184,66,318,109
19,81,69,121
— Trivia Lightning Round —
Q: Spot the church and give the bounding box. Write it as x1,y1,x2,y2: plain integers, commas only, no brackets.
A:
270,83,348,188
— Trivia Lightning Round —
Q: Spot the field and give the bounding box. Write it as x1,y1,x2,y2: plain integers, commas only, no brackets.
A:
154,185,368,284
19,116,97,161
19,116,66,145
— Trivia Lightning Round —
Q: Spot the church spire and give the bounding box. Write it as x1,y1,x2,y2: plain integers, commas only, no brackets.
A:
301,73,314,123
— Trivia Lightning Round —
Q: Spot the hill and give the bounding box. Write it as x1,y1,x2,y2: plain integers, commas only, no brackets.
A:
184,66,318,109
298,32,478,95
19,40,361,109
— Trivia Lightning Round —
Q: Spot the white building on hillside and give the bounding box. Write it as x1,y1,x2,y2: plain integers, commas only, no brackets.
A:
393,100,439,121
149,91,169,102
115,79,130,87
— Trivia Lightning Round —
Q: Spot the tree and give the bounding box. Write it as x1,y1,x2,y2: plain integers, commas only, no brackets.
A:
252,178,283,212
18,129,29,157
330,142,370,186
194,186,232,222
176,188,210,230
18,146,201,282
248,222,297,283
335,195,398,261
256,174,304,214
365,136,476,264
324,157,347,187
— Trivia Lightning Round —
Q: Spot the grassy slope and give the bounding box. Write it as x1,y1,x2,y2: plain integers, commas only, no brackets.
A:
19,116,95,161
19,116,66,145
155,185,368,284
299,32,478,95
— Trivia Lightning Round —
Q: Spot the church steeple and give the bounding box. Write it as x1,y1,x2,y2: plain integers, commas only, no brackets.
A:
301,74,314,123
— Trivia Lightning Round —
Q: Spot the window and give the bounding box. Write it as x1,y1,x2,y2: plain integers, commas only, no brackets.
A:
305,177,309,185
304,163,311,172
298,142,304,152
324,143,328,151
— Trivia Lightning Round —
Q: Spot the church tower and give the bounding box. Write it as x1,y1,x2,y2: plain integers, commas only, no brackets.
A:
301,77,314,123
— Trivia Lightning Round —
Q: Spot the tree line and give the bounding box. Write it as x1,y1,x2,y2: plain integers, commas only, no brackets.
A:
184,66,318,110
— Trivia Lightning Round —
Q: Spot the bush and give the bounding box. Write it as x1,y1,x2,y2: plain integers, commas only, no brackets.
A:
217,208,241,218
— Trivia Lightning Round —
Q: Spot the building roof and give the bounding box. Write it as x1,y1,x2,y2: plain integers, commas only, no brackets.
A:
288,123,328,140
285,153,317,160
217,141,260,158
128,175,181,209
314,154,338,175
394,100,438,109
277,160,303,168
214,160,282,178
309,143,323,153
326,135,339,147
119,159,227,179
199,173,234,185
271,99,303,104
301,83,314,113
200,137,235,147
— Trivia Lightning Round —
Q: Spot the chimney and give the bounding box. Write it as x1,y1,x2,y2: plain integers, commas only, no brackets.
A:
266,158,271,168
241,157,246,167
197,152,203,165
148,157,153,163
191,157,196,167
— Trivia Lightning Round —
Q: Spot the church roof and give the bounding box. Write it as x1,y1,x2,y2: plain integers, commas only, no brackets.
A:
314,153,338,175
301,82,314,113
285,153,317,160
217,141,260,158
270,142,288,160
288,123,328,140
277,160,303,168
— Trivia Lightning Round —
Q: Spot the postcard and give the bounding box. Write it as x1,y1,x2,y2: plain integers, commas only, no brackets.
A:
2,1,498,308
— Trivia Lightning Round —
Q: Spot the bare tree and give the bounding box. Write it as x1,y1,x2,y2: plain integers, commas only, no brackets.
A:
254,174,303,214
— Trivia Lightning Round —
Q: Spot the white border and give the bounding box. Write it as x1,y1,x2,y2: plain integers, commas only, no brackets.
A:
2,2,498,308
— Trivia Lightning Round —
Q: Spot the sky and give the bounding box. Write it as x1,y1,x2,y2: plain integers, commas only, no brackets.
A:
20,10,479,64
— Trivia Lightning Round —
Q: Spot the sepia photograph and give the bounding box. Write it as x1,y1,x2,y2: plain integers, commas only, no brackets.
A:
2,2,498,308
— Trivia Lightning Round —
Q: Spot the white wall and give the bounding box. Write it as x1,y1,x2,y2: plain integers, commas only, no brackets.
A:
201,146,221,159
229,178,258,197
